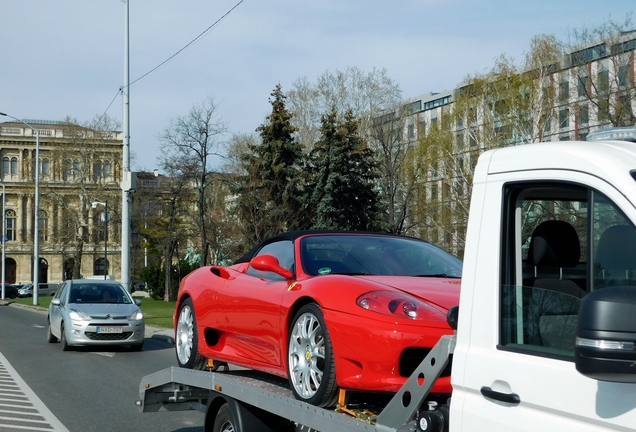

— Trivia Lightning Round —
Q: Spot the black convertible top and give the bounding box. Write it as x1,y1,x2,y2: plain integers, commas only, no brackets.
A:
233,230,411,264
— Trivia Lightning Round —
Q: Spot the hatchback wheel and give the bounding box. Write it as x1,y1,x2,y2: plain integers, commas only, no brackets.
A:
60,323,71,351
287,303,338,408
175,298,206,370
46,318,58,343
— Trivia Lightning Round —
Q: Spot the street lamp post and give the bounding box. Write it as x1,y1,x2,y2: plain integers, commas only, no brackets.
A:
0,112,40,305
92,201,109,280
0,183,5,300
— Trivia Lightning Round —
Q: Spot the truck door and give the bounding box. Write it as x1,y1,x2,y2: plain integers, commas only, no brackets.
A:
452,173,636,431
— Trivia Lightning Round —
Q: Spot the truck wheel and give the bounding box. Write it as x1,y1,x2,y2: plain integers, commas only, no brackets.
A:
46,318,58,343
176,298,207,370
287,303,338,408
212,404,235,432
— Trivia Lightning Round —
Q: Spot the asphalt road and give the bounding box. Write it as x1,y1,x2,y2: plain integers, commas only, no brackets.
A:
0,302,205,432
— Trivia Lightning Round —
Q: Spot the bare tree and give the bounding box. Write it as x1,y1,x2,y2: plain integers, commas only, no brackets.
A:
160,96,227,266
567,14,636,127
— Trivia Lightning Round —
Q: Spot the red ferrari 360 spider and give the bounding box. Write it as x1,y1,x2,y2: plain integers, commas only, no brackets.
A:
174,231,461,407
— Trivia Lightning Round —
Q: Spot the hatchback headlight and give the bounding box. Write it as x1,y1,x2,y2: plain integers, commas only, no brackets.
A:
68,309,91,321
128,310,144,321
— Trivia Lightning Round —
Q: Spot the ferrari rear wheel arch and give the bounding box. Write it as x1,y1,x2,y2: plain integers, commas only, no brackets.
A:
175,297,207,370
287,303,338,408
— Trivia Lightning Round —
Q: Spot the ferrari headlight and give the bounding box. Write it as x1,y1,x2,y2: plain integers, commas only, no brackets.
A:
128,310,144,321
356,290,446,321
68,309,91,321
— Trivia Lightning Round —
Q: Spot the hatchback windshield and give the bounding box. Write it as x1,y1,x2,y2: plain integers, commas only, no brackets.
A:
68,283,132,304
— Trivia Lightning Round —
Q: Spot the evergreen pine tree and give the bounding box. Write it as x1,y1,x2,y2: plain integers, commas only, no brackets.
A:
309,109,384,231
233,84,307,246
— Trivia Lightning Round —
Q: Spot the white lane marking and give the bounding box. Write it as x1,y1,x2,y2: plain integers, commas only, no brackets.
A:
31,325,45,329
90,352,115,357
0,352,69,432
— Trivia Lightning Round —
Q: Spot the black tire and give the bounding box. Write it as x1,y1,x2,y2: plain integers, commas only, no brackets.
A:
46,318,58,343
60,323,71,351
287,303,338,408
175,298,207,370
212,404,235,432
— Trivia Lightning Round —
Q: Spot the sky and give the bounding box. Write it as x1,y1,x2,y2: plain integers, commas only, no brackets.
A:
1,1,635,171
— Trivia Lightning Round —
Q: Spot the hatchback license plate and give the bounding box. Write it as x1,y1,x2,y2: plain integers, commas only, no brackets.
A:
97,326,123,334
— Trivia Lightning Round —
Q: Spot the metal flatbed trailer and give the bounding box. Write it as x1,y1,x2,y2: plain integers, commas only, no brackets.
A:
138,335,455,432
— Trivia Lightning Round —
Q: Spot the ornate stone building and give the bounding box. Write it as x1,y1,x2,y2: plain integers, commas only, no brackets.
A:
0,119,123,285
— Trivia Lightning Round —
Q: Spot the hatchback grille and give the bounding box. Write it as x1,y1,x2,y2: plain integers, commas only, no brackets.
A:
399,347,452,378
86,331,133,341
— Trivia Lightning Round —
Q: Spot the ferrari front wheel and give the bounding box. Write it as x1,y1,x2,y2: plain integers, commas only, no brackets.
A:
287,303,338,408
175,298,207,370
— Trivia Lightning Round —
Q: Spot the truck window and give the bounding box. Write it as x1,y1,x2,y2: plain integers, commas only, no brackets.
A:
500,182,636,359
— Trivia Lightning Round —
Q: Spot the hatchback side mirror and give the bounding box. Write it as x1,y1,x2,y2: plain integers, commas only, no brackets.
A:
575,286,636,383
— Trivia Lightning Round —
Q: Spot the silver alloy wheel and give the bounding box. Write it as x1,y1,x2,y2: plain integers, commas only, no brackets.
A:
218,421,234,432
176,304,195,365
288,311,326,399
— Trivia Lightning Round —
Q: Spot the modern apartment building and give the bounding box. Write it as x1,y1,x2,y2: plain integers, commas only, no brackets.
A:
394,31,636,256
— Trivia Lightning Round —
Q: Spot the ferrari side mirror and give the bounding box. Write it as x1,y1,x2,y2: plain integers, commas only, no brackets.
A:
250,255,293,279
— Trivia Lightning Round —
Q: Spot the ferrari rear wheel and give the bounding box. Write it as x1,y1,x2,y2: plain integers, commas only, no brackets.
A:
176,298,207,370
287,303,338,408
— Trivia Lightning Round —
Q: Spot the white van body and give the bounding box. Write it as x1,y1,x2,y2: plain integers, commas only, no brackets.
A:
451,140,636,431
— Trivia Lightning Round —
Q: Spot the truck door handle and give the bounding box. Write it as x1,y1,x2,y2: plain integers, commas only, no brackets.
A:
480,386,520,405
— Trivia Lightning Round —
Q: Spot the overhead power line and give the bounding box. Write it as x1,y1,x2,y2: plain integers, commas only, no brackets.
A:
128,0,246,88
99,0,246,122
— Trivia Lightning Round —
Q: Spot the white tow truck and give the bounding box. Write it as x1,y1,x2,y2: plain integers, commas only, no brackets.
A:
138,128,636,431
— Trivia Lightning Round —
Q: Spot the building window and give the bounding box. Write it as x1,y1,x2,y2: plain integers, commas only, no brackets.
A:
618,64,631,87
63,159,72,181
6,210,16,241
41,159,50,176
10,157,17,175
94,258,109,276
93,162,102,181
469,129,478,147
543,117,552,135
103,160,111,177
577,74,588,97
578,105,589,125
455,131,465,150
407,124,415,140
39,210,48,242
2,158,8,176
559,81,569,102
559,109,569,129
597,68,610,94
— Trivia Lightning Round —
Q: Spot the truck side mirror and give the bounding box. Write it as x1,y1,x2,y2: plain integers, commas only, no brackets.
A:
575,286,636,383
447,305,459,330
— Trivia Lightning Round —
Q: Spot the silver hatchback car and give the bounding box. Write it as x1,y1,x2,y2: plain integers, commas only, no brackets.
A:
47,279,145,351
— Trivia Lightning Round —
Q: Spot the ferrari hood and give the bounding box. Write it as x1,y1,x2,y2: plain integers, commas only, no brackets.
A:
70,303,140,319
356,275,461,311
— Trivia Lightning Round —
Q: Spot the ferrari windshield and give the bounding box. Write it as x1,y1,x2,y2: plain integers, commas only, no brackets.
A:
300,235,462,277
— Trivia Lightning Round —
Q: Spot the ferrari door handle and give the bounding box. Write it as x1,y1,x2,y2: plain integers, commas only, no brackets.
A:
480,386,520,405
